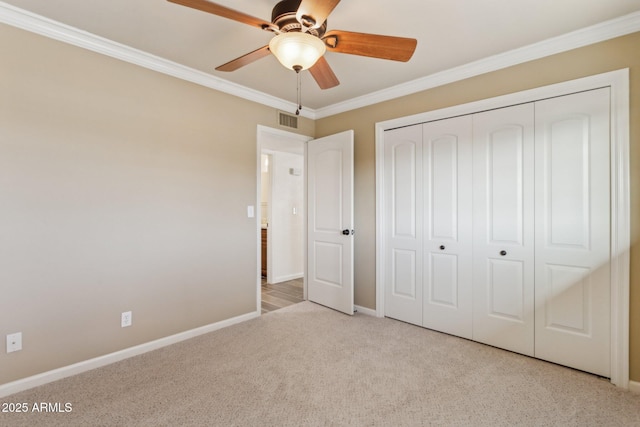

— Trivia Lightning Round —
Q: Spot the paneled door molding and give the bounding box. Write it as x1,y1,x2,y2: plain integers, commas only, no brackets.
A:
375,69,630,389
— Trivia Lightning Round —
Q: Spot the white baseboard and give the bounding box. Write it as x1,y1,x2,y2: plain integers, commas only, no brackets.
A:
354,305,376,317
629,380,640,394
0,311,259,398
270,273,304,283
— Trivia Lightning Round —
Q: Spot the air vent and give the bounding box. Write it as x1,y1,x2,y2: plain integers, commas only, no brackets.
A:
278,111,298,129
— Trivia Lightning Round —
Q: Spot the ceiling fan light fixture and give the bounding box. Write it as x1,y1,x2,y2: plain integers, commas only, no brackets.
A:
269,32,326,71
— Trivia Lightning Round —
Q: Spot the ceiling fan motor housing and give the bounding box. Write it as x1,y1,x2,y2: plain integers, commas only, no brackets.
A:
271,0,327,37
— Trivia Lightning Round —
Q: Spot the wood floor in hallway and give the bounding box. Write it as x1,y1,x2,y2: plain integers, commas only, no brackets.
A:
261,278,304,314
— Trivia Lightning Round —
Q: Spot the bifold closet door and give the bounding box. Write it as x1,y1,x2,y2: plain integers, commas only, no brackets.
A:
383,88,613,377
534,88,611,377
422,116,473,339
472,103,535,356
384,124,423,326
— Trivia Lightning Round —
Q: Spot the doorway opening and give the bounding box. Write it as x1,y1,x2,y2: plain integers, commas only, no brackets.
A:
256,126,311,314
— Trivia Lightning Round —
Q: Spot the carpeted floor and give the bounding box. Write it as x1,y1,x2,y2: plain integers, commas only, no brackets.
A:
1,301,638,426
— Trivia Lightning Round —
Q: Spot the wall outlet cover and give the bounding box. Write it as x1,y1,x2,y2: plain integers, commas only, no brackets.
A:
121,311,132,328
6,332,22,353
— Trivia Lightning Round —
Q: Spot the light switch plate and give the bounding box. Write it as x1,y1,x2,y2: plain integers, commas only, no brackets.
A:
247,205,255,218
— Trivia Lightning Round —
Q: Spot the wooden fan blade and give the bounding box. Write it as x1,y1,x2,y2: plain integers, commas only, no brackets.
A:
323,30,417,62
215,46,271,72
296,0,340,29
309,56,340,89
167,0,274,31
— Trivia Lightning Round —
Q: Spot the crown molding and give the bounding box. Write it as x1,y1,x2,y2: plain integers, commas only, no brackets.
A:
0,1,317,119
2,1,639,121
314,10,640,119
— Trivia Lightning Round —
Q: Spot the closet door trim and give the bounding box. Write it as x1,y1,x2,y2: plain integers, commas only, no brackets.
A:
374,69,630,389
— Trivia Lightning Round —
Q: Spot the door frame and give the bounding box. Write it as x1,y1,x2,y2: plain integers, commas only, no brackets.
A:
256,125,312,312
374,69,630,388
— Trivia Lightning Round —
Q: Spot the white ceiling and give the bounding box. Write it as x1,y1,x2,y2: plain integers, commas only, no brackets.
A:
3,0,640,113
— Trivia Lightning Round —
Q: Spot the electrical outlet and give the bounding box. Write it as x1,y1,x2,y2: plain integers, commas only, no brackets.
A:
6,332,22,353
121,311,132,328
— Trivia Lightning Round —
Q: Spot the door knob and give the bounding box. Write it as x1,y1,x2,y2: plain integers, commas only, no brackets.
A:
342,229,354,235
439,245,445,250
500,250,507,256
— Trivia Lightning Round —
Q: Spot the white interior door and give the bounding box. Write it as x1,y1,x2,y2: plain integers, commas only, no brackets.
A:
383,125,423,326
472,104,535,356
307,130,354,315
422,116,473,339
534,88,611,376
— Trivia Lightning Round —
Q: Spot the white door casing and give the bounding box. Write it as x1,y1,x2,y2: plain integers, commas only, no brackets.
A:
307,130,355,315
534,88,611,377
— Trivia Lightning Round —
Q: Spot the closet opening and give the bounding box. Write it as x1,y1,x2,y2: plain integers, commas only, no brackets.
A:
374,69,630,389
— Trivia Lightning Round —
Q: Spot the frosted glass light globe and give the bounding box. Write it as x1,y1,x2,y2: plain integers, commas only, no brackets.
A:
269,32,326,71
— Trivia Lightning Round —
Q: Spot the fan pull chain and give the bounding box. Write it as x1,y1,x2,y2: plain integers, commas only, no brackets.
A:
294,66,302,116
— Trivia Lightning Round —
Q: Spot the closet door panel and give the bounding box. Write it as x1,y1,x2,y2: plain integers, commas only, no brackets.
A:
473,104,535,356
422,116,473,339
487,259,526,321
487,128,526,244
384,125,423,326
428,253,458,305
534,88,611,377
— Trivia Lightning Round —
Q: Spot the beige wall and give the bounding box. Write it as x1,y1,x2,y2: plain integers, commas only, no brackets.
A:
316,31,640,382
0,24,313,385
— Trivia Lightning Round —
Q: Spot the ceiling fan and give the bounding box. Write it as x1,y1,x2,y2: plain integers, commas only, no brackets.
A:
167,0,418,90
